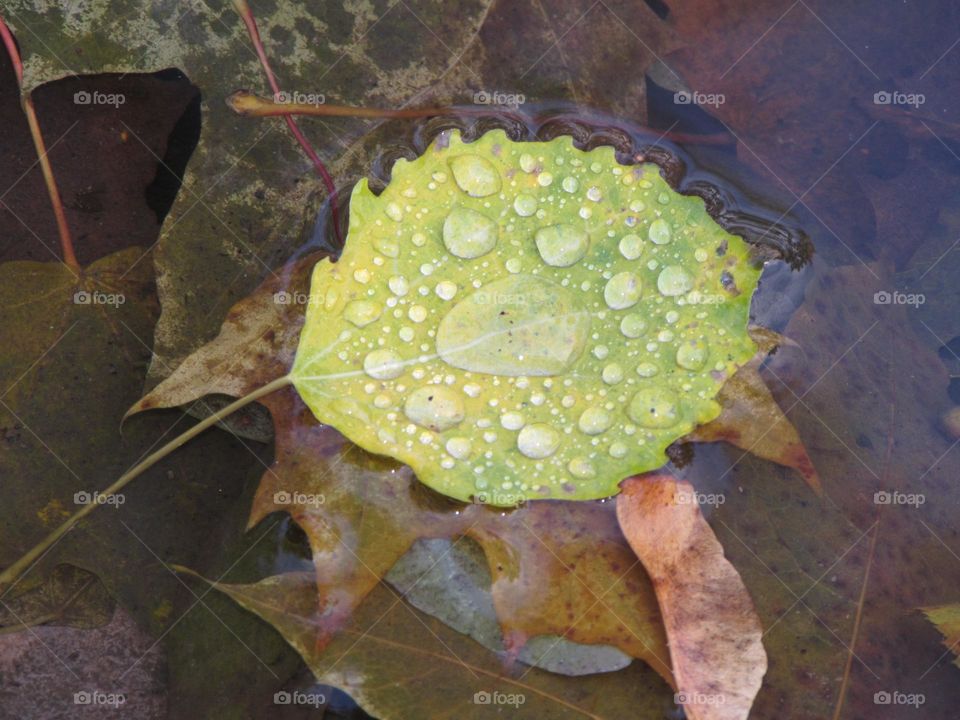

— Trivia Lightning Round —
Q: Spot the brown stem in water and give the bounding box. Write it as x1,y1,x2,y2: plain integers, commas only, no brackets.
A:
0,17,80,272
0,376,292,596
231,0,342,242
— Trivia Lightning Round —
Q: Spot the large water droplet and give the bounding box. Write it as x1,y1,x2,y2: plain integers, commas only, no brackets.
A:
648,218,671,245
627,388,680,428
535,224,589,267
446,437,472,460
620,314,647,338
514,194,537,217
657,265,694,296
343,300,381,327
436,275,590,377
364,349,405,380
578,406,612,435
604,272,642,309
676,339,708,370
619,234,644,260
443,207,498,259
517,423,561,458
403,385,465,431
568,457,595,478
449,154,501,197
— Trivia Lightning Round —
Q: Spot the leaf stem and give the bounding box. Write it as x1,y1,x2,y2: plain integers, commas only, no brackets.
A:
0,375,292,595
0,16,80,272
231,0,343,243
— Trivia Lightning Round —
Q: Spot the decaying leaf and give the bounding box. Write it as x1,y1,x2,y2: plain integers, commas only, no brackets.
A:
247,386,673,683
0,564,114,633
290,128,762,503
177,569,672,719
617,474,767,720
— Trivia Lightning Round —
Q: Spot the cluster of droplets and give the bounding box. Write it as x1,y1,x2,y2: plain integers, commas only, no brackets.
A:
294,130,754,502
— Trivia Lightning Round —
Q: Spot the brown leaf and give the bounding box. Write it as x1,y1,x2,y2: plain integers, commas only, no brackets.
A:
617,474,767,720
688,353,821,492
249,387,673,683
921,604,960,670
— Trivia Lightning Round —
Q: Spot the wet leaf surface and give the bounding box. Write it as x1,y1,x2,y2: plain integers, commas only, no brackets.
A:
0,563,114,632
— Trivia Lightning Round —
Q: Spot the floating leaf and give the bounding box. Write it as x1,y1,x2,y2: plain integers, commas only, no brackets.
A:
289,129,762,503
617,474,767,720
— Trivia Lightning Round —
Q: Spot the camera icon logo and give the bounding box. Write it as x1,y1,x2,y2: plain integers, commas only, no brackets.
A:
874,691,892,704
473,691,492,704
274,691,292,704
74,491,92,505
473,90,491,105
273,291,292,305
873,290,891,305
874,491,892,505
873,91,892,105
73,91,92,105
73,290,92,305
273,491,292,505
73,691,92,704
273,91,291,104
674,91,692,104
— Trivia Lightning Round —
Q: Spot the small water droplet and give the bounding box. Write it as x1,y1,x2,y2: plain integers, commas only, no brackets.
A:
343,300,381,327
517,423,561,458
353,268,371,284
411,232,427,247
403,385,465,431
449,154,501,197
636,362,659,377
562,176,579,193
501,412,525,430
629,199,645,212
593,345,609,360
609,442,628,458
657,266,694,296
385,202,404,222
364,349,405,380
505,258,522,273
535,224,589,267
435,280,458,300
537,172,554,187
619,234,644,260
676,339,709,370
627,388,679,428
620,314,647,338
519,153,537,173
568,457,595,479
602,363,624,384
398,327,415,342
657,192,671,205
446,437,472,459
695,248,709,262
374,236,400,257
443,207,498,259
513,193,538,217
586,186,602,202
408,305,428,323
648,218,671,245
388,275,409,296
604,272,642,309
578,406,612,435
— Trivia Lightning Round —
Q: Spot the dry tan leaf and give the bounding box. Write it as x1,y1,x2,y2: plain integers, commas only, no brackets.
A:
617,474,767,720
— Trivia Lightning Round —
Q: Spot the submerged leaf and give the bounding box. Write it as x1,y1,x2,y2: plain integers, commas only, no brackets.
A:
290,129,762,503
0,564,114,632
617,474,767,720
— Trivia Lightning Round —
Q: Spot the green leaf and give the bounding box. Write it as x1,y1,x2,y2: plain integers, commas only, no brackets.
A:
290,129,761,503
